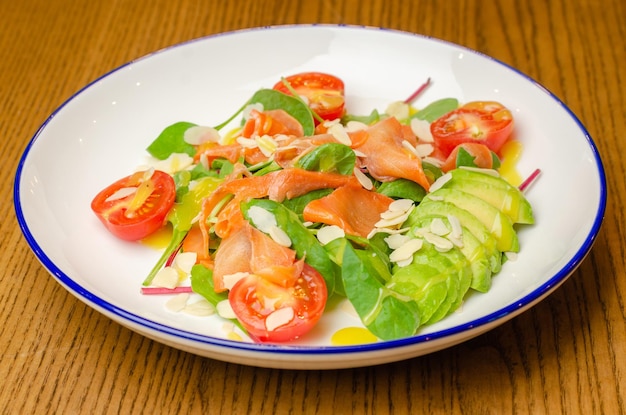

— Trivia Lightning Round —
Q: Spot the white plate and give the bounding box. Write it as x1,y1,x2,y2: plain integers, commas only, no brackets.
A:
14,25,606,369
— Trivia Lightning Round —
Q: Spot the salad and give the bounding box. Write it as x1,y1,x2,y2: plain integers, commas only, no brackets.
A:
90,72,536,343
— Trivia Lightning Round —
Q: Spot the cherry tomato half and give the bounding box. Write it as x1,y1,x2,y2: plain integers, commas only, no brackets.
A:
91,170,176,241
430,101,514,157
229,264,328,343
273,72,346,122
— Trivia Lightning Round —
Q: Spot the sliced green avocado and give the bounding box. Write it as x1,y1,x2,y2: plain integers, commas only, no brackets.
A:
408,200,503,274
410,215,493,292
424,188,520,253
388,262,449,324
445,169,534,224
410,245,462,325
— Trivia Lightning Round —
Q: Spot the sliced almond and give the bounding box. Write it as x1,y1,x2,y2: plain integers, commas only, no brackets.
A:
182,299,215,316
165,293,190,312
183,125,221,145
410,118,434,143
268,225,292,247
152,266,180,289
384,233,412,250
265,307,295,332
317,225,345,246
216,299,236,319
247,205,277,233
328,123,352,146
173,252,197,274
429,218,450,236
353,167,373,190
423,232,454,252
389,238,423,263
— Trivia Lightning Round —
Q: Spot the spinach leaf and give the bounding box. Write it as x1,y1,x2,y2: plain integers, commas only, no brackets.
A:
378,178,427,202
249,89,315,136
340,240,421,340
146,121,197,160
422,160,443,183
341,109,381,125
295,143,356,175
190,264,228,306
190,264,246,332
412,98,459,123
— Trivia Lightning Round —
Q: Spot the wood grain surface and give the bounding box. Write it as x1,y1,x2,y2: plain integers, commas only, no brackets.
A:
1,0,624,413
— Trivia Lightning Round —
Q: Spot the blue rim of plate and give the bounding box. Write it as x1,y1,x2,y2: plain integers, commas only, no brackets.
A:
13,24,607,356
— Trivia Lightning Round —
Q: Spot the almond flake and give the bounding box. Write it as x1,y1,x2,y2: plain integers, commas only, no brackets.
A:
384,233,412,250
152,266,180,289
184,125,221,145
165,293,190,312
423,232,454,252
345,120,368,132
429,172,452,193
182,299,215,316
216,300,236,319
429,218,450,236
448,214,463,239
173,252,197,274
222,272,249,290
328,123,352,146
415,143,434,158
317,225,345,245
247,206,277,233
105,186,136,202
422,156,443,167
385,101,410,120
410,118,434,143
236,136,258,148
366,226,410,239
389,199,414,212
255,135,278,157
354,167,373,190
151,153,194,174
265,307,295,332
268,225,291,247
504,251,518,261
389,238,423,263
374,205,413,228
401,140,419,157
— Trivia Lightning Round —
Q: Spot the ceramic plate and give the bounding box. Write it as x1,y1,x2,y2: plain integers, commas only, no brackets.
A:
14,25,606,369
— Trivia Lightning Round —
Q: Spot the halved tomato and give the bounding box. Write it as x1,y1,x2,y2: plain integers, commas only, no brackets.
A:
91,169,176,241
273,72,345,122
229,263,327,343
430,101,514,157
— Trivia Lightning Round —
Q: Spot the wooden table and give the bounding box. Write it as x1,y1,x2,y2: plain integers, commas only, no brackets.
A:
2,0,624,413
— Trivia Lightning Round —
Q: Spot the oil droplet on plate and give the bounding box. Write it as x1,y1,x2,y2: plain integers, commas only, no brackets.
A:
498,139,523,186
331,327,378,346
140,224,173,249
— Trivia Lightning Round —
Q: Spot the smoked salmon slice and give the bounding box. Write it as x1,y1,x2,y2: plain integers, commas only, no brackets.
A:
198,168,361,257
303,185,394,238
212,221,302,292
353,117,431,191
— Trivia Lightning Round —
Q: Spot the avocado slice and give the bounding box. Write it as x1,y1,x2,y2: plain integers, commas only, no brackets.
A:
388,262,449,324
410,215,493,292
388,241,473,324
410,245,463,325
408,200,503,274
424,188,520,253
445,169,534,224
